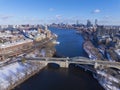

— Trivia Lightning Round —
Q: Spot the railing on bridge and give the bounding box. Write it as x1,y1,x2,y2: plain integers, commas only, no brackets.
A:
24,57,120,70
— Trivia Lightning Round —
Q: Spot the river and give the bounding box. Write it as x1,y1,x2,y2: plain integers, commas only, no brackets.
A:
50,28,87,57
14,28,104,90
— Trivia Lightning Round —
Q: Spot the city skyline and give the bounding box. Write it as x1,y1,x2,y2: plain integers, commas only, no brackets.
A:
0,0,120,25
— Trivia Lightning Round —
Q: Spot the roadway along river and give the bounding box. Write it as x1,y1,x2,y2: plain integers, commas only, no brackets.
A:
14,28,104,90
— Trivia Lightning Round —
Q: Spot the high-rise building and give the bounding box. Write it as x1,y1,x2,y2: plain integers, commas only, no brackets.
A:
76,20,79,25
86,20,92,27
95,19,98,26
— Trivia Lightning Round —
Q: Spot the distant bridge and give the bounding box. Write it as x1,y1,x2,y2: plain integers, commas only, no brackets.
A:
25,57,120,70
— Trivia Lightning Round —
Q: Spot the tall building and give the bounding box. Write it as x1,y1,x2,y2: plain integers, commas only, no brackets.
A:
86,20,92,27
95,19,98,26
76,20,79,25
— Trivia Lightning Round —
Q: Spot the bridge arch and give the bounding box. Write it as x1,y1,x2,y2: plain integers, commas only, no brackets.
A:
47,63,60,68
108,67,120,71
47,61,69,68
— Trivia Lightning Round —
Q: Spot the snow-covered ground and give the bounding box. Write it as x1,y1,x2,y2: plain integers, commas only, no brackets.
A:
96,70,120,90
0,61,43,90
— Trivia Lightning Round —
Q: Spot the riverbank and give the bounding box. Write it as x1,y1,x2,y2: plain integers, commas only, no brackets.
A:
12,28,105,90
0,60,46,90
14,65,104,90
83,41,104,60
77,27,120,90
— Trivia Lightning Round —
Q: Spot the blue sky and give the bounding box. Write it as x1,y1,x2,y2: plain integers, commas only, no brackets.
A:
0,0,120,25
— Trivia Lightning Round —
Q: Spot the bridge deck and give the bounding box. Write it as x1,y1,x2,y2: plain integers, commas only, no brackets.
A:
24,57,120,70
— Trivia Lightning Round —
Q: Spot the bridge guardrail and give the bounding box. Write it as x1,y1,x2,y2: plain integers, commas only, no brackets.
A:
23,57,120,70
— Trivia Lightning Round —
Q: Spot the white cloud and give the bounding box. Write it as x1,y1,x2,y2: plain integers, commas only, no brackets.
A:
93,9,101,13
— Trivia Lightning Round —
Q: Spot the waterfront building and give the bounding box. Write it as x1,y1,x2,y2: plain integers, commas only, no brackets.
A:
95,25,120,45
0,26,54,61
96,25,120,37
0,38,33,60
1,25,8,29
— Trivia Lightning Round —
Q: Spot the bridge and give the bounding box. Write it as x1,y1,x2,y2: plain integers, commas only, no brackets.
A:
25,57,120,70
1,56,120,90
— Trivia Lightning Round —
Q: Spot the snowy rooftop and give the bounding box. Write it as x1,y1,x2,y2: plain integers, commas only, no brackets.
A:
0,39,33,48
0,32,13,38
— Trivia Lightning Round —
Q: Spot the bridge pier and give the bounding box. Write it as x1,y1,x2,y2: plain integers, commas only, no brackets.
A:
58,60,69,68
94,62,105,70
94,62,98,69
44,58,48,66
35,60,69,68
65,60,69,68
